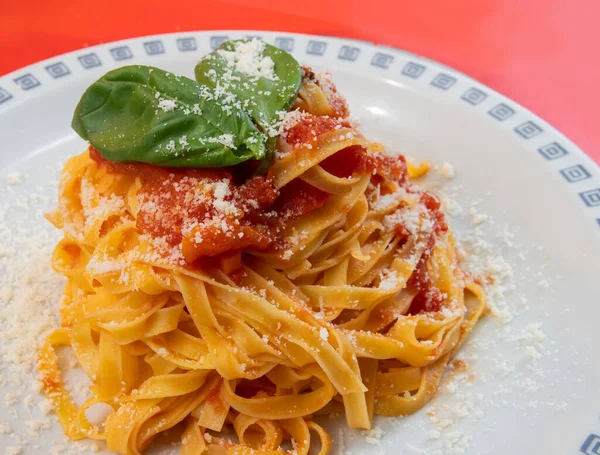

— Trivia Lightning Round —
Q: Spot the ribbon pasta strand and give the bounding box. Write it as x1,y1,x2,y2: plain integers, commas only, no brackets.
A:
38,70,486,455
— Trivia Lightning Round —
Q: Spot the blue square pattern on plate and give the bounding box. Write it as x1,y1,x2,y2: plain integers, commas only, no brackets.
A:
538,142,568,160
245,35,262,41
462,87,487,105
306,40,327,56
177,37,197,52
515,121,543,139
210,36,229,49
14,73,41,91
0,87,12,104
581,434,600,454
144,41,165,56
489,103,515,121
78,53,102,69
561,165,591,183
371,53,393,69
110,46,133,61
338,46,360,61
431,73,456,90
275,37,294,52
402,62,425,78
45,62,70,79
579,189,600,207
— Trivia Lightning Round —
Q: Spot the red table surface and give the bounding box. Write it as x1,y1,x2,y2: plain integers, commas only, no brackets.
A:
1,0,599,164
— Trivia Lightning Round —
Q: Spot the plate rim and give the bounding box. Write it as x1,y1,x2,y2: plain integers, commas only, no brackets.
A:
1,29,599,234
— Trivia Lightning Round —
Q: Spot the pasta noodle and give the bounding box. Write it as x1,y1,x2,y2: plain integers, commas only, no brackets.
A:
39,67,486,455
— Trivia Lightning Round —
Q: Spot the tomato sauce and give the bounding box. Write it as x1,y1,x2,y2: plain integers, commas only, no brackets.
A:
204,380,227,411
302,67,349,118
273,179,329,221
90,148,332,265
89,137,424,272
284,114,348,149
407,248,445,315
318,145,409,185
366,152,408,184
405,192,448,314
419,191,448,234
91,149,274,259
320,145,367,178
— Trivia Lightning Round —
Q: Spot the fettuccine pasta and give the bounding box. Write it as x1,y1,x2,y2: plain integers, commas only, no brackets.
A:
39,64,486,455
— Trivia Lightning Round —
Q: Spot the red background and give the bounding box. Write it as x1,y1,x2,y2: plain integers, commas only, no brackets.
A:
1,0,598,163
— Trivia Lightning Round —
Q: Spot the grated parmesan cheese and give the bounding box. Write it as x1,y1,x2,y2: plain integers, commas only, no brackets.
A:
371,187,408,212
217,39,278,81
86,257,126,275
319,327,329,341
438,162,455,179
383,202,433,237
364,426,383,445
0,166,72,452
157,98,177,113
379,269,400,291
5,172,23,186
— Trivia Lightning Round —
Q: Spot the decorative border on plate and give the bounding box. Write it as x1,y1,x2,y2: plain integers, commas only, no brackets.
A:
581,433,600,454
0,31,598,233
110,46,133,61
177,37,197,52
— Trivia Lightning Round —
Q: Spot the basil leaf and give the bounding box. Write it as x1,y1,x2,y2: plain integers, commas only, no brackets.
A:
72,65,266,167
194,39,302,137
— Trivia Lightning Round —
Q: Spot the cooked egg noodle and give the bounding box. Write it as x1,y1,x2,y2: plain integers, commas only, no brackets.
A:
38,78,486,455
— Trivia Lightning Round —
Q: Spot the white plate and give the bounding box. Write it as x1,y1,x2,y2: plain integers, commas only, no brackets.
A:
0,31,599,455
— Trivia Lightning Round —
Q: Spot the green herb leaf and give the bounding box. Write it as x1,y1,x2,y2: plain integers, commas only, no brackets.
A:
194,39,302,138
72,65,266,167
